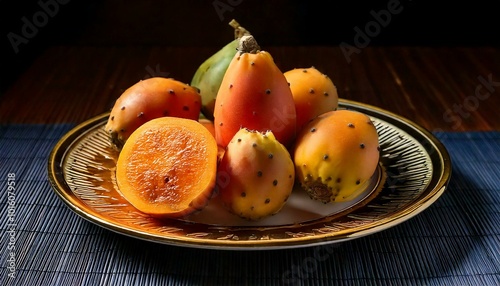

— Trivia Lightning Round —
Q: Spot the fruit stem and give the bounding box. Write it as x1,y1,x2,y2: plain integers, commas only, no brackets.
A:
237,35,261,54
229,19,251,39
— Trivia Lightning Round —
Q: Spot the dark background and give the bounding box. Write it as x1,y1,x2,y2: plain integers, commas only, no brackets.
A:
1,0,498,93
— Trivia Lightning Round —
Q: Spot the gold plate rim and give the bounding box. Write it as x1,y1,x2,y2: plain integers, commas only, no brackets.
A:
47,99,452,250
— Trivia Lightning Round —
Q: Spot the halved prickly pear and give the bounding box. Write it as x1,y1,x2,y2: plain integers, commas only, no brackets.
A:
104,77,201,149
294,109,380,203
116,117,218,218
217,128,295,221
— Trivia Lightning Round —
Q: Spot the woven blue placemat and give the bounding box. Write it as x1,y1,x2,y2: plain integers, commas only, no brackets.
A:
0,125,499,285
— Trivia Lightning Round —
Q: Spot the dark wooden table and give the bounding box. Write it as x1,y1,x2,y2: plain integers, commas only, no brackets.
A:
1,45,499,132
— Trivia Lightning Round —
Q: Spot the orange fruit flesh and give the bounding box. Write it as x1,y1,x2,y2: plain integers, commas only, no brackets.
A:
116,117,218,218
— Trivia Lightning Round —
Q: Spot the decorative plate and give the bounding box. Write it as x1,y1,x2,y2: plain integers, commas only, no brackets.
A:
47,99,451,250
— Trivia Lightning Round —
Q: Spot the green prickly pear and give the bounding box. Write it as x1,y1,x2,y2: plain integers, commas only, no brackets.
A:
190,19,251,120
217,128,295,221
293,109,380,203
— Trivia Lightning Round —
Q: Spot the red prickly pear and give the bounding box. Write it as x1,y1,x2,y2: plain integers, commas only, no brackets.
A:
213,35,297,149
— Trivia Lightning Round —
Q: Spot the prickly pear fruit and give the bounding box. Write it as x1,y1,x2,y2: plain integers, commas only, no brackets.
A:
214,35,296,149
217,128,295,220
199,118,216,138
284,67,339,133
190,19,251,120
294,110,380,203
105,77,201,149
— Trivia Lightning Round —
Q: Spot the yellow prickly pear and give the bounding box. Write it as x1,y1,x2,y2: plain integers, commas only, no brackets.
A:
217,129,295,221
294,109,380,203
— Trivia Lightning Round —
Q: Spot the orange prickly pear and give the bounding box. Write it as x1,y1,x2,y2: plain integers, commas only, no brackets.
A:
284,66,339,134
105,77,201,149
213,35,296,148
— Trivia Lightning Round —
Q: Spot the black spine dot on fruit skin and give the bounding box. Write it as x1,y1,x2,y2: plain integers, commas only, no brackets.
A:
169,89,175,94
323,154,329,160
265,89,271,94
241,192,246,197
268,153,273,159
273,180,278,186
360,143,365,149
265,198,270,204
324,92,329,97
348,123,354,128
257,171,263,177
121,106,125,110
310,128,316,132
309,88,315,94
